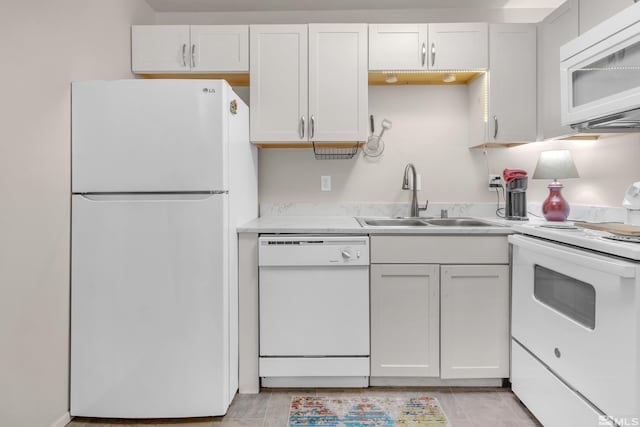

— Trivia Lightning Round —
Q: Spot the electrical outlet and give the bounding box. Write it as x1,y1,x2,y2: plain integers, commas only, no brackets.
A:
488,174,501,192
321,175,331,191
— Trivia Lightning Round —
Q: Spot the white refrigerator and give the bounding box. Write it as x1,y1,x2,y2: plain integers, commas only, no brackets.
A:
70,80,257,418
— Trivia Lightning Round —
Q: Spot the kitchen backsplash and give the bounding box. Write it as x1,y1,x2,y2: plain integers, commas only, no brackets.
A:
260,202,627,223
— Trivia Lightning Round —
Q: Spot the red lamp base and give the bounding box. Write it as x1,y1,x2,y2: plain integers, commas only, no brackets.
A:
542,180,570,222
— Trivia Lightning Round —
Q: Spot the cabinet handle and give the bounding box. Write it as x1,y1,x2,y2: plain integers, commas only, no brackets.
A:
300,115,305,139
182,43,187,67
191,44,196,68
493,115,499,139
310,115,315,140
431,42,436,67
421,43,426,67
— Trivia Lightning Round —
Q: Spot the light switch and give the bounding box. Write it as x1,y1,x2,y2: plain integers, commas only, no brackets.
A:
321,176,331,191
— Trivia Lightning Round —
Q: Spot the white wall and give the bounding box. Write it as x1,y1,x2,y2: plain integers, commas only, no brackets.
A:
259,85,640,208
0,1,154,426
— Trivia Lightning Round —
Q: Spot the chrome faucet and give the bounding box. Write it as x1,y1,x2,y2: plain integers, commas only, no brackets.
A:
402,163,428,217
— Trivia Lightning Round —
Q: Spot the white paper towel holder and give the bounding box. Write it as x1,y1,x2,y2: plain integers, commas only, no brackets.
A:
623,181,640,225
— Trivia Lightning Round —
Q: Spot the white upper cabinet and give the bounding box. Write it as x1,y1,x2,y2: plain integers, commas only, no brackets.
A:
250,25,308,143
250,24,368,144
369,23,488,71
579,0,636,34
308,24,368,143
428,23,488,70
131,25,249,73
487,24,537,144
369,24,429,70
537,0,579,140
189,25,249,72
132,25,190,73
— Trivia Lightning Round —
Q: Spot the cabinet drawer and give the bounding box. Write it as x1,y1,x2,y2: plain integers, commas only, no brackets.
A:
371,236,508,264
511,340,604,427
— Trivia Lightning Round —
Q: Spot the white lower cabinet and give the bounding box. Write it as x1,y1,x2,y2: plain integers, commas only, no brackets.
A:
440,265,510,379
370,235,510,380
370,264,440,377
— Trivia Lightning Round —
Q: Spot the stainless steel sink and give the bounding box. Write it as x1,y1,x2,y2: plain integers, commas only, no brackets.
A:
425,218,497,227
356,217,502,227
356,217,430,227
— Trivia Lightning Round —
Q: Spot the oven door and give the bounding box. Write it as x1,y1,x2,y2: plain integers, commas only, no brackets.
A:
510,234,640,420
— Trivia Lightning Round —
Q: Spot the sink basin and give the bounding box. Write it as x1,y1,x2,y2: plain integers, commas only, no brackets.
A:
356,218,430,227
425,218,497,227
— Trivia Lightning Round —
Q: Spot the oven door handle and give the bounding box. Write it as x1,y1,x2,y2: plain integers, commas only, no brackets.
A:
509,234,637,278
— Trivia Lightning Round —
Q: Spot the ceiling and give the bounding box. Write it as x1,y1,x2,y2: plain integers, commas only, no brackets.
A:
145,0,565,13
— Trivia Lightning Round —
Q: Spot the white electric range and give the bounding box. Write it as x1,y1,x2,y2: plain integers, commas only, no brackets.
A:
508,222,640,427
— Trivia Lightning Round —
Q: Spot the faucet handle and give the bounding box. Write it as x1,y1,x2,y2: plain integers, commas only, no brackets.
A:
418,200,429,213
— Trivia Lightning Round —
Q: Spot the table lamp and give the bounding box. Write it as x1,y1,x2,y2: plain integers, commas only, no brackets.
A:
532,149,579,222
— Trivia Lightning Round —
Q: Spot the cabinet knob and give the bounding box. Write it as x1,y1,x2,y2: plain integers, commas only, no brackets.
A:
554,347,561,358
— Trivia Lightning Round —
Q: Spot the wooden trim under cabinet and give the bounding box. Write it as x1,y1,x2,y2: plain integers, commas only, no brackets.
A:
136,73,250,86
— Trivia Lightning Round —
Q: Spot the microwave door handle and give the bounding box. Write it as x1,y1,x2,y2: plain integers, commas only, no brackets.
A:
509,235,637,278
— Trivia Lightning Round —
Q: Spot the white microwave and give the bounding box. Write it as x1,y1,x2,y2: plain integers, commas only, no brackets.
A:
560,2,640,132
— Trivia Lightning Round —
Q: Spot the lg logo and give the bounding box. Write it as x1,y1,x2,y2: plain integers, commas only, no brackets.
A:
202,88,216,93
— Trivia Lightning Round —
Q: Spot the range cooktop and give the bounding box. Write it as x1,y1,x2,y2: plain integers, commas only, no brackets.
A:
510,221,640,261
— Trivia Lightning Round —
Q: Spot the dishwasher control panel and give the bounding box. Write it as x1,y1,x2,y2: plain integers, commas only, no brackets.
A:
258,235,370,266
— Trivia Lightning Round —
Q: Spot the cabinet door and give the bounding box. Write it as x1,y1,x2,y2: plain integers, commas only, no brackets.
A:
579,0,635,34
537,1,579,140
428,23,488,70
250,25,308,143
369,24,428,70
370,264,440,377
190,25,248,72
131,25,190,73
488,24,537,143
440,265,510,379
308,23,368,142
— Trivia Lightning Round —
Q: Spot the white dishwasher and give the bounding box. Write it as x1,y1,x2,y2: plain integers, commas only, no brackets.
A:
258,235,370,388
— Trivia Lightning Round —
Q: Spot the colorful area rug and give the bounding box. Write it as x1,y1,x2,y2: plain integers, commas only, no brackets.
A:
288,395,449,427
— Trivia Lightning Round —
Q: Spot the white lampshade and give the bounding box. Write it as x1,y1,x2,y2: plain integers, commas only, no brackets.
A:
532,150,579,180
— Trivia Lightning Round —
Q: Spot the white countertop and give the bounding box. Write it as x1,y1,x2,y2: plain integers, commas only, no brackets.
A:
238,215,514,235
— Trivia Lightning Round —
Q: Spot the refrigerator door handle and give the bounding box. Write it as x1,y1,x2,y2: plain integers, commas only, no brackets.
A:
76,191,227,202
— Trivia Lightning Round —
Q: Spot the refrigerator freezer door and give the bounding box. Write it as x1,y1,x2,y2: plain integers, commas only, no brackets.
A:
70,193,230,417
72,80,227,193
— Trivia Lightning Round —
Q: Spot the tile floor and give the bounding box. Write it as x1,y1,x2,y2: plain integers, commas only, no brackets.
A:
67,387,542,427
